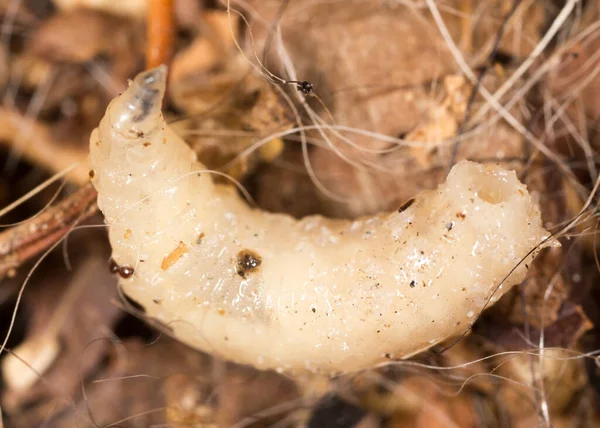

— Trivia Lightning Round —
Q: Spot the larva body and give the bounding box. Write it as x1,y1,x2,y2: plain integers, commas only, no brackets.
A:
89,67,549,374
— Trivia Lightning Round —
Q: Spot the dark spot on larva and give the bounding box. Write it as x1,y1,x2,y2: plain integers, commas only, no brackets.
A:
446,221,454,231
109,258,120,274
196,232,205,245
132,88,158,122
152,298,161,304
385,353,392,359
119,266,135,279
88,169,96,179
237,249,262,277
410,280,416,288
456,212,466,219
312,307,316,313
143,142,151,147
397,198,415,213
525,264,529,269
131,69,163,122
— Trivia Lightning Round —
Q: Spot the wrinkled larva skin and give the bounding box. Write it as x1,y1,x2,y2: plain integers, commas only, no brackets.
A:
88,67,550,374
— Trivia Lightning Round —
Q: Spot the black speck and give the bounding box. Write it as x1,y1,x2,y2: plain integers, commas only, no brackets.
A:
410,280,416,288
312,307,316,313
397,198,415,213
446,221,454,231
237,249,262,277
296,80,313,95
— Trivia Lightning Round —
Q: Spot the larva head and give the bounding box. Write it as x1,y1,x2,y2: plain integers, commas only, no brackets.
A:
107,65,167,137
89,65,203,222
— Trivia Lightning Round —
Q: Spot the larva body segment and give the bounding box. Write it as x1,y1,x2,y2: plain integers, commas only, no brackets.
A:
89,67,550,374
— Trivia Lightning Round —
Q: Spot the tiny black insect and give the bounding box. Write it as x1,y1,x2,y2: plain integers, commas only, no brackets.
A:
296,81,313,95
286,80,314,96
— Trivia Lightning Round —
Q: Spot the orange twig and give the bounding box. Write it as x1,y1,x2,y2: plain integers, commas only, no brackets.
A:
146,0,175,69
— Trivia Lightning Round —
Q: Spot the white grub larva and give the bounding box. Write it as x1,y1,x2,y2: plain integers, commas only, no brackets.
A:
89,67,550,374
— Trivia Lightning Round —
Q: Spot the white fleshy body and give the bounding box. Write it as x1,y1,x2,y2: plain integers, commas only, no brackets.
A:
89,67,550,374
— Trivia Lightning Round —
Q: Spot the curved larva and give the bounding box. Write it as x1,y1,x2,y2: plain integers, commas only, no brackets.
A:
88,67,550,374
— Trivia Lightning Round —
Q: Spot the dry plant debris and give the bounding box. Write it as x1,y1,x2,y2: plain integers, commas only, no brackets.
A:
0,0,599,426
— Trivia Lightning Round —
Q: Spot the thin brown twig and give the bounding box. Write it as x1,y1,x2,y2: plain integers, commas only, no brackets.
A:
0,183,98,279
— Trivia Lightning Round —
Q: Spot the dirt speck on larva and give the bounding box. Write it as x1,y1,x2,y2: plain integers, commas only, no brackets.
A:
237,249,262,277
397,198,415,213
